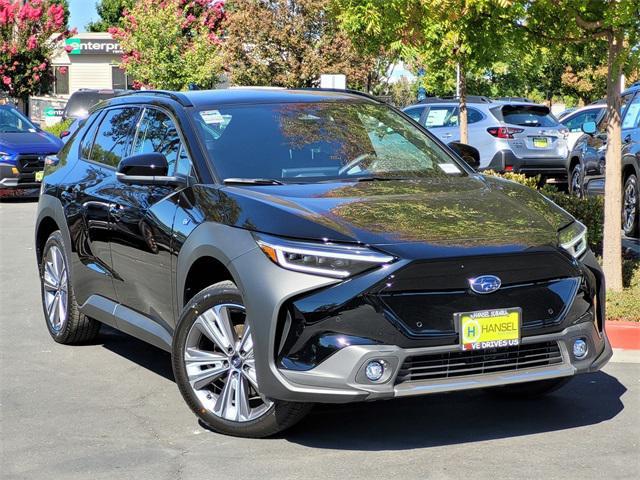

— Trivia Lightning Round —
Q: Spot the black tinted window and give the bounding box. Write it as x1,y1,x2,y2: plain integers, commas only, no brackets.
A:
404,106,425,122
468,108,483,124
501,105,558,127
132,108,190,175
562,109,603,132
89,108,139,167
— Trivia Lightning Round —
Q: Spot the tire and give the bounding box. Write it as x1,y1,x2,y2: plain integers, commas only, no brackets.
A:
172,280,312,438
622,173,639,238
569,163,583,197
486,377,571,398
39,231,101,344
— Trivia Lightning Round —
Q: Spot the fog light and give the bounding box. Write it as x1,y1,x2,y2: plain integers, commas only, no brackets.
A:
573,339,588,359
365,360,384,381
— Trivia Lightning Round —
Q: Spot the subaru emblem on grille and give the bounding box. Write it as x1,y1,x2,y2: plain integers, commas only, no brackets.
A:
468,275,501,294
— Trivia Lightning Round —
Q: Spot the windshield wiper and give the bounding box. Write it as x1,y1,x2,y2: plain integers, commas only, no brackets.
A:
223,178,285,185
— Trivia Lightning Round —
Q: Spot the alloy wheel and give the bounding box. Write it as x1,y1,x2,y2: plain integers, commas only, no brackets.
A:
623,176,637,233
571,165,583,197
183,303,272,422
42,245,68,332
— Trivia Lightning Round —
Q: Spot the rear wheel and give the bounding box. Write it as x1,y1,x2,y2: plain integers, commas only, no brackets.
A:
623,173,638,237
569,163,583,197
486,377,570,398
172,281,312,438
39,231,101,344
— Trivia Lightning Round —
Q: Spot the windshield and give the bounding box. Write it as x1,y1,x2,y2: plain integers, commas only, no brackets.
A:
0,107,37,133
192,102,468,183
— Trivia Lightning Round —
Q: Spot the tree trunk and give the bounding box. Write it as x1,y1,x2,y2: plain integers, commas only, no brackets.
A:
602,32,624,292
458,61,468,144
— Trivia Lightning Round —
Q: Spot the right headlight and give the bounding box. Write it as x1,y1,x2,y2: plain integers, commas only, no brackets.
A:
558,221,588,258
254,233,395,278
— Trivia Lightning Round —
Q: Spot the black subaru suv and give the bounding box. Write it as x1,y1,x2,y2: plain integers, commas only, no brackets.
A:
35,88,611,438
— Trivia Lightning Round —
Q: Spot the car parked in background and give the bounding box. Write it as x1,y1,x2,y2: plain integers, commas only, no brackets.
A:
0,104,63,194
62,89,124,121
567,84,640,237
403,97,569,182
558,102,606,151
35,88,610,438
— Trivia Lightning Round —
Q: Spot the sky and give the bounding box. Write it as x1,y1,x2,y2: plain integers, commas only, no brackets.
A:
68,0,98,32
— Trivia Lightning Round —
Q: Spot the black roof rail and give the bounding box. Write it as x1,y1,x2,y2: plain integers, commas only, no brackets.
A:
419,95,493,104
117,90,193,107
495,96,534,103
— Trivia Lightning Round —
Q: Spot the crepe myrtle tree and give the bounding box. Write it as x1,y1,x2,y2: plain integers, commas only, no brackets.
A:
110,0,226,90
0,0,73,110
337,0,517,144
519,0,640,292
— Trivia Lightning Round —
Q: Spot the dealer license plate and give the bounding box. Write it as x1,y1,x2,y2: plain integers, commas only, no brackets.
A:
532,137,548,148
456,307,521,351
35,171,44,182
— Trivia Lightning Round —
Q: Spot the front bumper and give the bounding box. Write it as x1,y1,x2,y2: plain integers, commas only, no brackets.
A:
230,244,609,404
278,321,611,402
0,164,41,189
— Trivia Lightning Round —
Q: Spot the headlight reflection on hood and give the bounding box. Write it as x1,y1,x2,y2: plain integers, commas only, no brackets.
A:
254,233,395,278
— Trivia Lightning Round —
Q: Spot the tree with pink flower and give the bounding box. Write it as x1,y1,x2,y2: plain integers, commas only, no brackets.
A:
111,0,226,90
0,0,72,108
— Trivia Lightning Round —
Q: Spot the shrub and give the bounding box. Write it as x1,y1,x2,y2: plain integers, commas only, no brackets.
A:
606,259,640,321
43,119,72,138
483,171,604,253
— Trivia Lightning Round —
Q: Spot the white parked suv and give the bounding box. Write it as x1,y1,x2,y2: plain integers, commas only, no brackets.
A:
404,97,570,181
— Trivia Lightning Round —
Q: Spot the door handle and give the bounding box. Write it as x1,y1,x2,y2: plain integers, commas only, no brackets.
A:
441,133,453,139
109,203,125,220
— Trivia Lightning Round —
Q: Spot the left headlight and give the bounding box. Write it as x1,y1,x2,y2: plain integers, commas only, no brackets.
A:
254,233,395,278
559,221,588,258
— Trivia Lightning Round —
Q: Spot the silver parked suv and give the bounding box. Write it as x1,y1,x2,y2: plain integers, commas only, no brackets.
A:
404,97,569,180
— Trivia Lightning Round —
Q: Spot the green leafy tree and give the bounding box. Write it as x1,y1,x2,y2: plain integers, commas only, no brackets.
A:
338,0,518,143
87,0,133,31
0,0,71,107
519,0,640,291
110,0,225,90
223,0,383,90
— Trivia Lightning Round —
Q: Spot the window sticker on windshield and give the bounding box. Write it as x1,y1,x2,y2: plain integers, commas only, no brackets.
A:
200,110,225,124
438,163,461,174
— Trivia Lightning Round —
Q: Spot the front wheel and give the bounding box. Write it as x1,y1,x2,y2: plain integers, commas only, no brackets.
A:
623,173,638,237
172,281,312,438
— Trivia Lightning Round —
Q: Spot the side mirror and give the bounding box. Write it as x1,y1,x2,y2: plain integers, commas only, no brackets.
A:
59,130,70,139
581,121,597,135
448,141,480,170
116,152,186,187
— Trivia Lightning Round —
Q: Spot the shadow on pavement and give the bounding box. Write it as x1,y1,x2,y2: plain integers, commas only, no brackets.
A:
93,325,625,450
284,371,625,450
98,325,175,381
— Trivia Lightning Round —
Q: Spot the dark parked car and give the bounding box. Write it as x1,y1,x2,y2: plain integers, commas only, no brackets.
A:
36,88,611,437
567,84,640,237
0,104,63,194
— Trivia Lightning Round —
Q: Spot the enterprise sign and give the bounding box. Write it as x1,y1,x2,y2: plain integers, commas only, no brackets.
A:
65,38,123,55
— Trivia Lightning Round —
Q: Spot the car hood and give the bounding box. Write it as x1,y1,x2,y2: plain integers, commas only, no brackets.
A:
199,175,575,258
0,131,63,155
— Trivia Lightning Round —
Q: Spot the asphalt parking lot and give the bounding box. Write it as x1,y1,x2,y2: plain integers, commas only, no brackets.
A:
1,199,639,480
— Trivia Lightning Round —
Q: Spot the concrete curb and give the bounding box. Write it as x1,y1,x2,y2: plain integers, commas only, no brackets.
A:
606,321,640,350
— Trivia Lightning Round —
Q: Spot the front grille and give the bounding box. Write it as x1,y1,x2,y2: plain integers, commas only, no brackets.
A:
396,341,562,384
17,155,45,173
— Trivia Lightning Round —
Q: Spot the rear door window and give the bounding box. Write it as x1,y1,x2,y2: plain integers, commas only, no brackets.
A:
89,107,140,168
424,106,458,127
500,105,558,128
